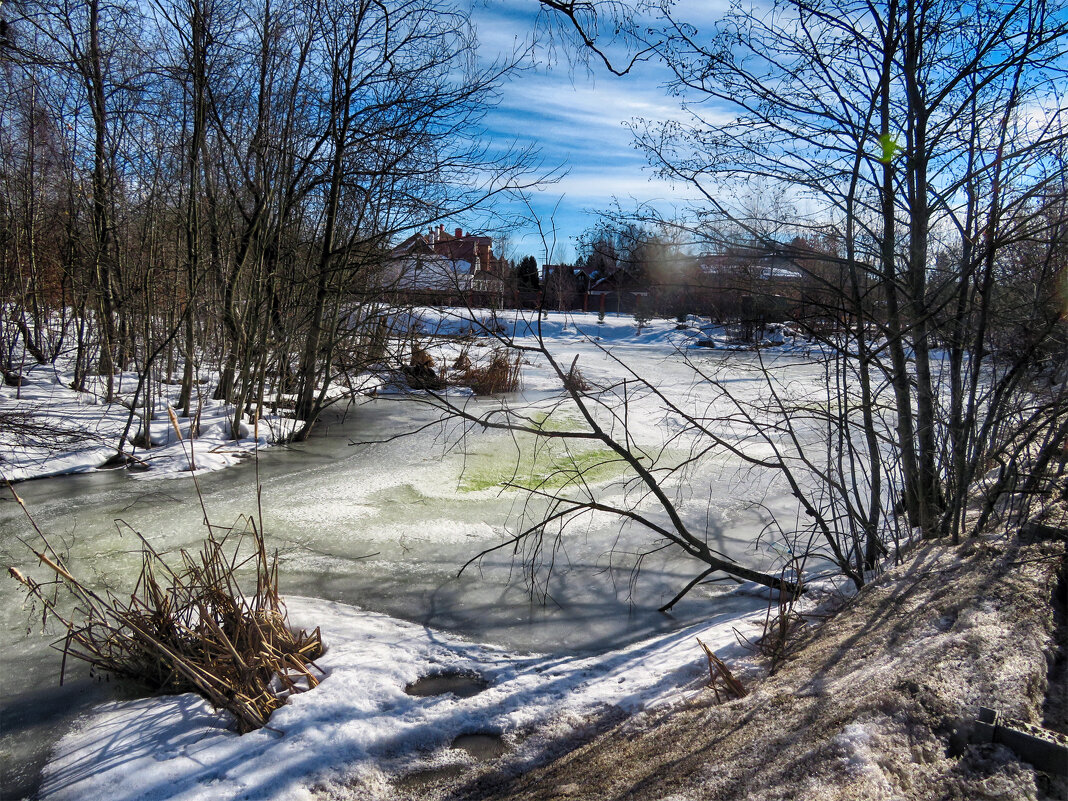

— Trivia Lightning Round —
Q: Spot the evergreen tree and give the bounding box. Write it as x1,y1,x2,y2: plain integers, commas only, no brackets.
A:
517,255,540,291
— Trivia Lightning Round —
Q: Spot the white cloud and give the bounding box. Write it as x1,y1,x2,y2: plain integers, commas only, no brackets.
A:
551,168,700,203
467,0,742,254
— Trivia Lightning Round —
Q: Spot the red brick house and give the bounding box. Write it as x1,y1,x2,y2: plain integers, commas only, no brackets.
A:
388,225,506,306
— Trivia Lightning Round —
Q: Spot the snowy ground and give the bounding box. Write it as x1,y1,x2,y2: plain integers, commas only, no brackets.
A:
0,366,296,483
36,592,792,801
3,309,830,800
447,517,1068,801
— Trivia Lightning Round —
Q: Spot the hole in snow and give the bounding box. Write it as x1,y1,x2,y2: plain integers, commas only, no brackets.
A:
450,732,508,761
404,671,488,698
394,764,468,792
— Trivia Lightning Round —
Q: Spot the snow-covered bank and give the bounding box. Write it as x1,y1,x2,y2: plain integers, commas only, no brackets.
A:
38,590,791,801
36,516,1068,801
425,519,1068,801
0,307,816,484
0,364,295,483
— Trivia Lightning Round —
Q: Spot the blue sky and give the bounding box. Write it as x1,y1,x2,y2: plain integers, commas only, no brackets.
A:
464,1,724,263
460,0,1068,266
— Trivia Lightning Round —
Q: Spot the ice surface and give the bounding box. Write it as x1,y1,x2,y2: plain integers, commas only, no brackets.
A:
2,309,835,799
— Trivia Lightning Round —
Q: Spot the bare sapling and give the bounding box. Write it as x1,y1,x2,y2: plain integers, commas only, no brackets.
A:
732,553,809,673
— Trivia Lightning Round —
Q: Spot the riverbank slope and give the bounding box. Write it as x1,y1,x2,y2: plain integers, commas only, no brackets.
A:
420,513,1067,801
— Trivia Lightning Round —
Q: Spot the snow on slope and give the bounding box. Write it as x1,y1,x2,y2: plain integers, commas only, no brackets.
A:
38,595,776,801
0,365,295,483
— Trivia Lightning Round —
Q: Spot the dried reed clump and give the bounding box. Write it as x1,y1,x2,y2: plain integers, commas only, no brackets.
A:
562,355,590,394
461,348,521,395
404,341,444,390
453,349,472,372
7,489,324,734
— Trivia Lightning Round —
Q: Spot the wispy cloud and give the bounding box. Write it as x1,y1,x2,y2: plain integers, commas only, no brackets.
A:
465,0,737,257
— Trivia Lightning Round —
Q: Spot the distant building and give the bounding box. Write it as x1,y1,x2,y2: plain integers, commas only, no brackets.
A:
388,225,505,306
587,270,650,315
690,242,823,332
541,264,596,311
541,263,598,286
540,261,658,314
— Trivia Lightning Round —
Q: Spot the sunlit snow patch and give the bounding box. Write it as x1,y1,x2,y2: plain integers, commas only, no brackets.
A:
39,596,766,801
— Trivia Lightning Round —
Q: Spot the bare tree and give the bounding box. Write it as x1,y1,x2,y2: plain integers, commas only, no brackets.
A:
394,315,805,601
648,0,1067,545
287,0,537,436
2,0,543,462
452,0,1068,606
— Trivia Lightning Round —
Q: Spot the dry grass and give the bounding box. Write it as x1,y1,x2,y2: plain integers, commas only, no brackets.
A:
6,456,323,734
461,348,521,395
447,528,1065,801
453,349,472,372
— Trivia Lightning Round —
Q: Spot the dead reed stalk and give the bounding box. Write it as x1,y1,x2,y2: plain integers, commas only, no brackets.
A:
696,638,747,703
461,347,521,395
7,481,323,734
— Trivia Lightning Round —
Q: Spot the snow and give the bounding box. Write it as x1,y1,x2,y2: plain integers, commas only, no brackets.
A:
1,308,809,485
0,308,700,484
38,596,766,801
833,722,895,791
2,307,844,800
0,364,296,483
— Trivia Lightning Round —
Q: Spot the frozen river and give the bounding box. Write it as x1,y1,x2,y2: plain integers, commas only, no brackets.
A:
1,322,823,798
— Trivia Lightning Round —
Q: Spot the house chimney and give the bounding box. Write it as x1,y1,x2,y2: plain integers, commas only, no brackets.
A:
455,227,463,238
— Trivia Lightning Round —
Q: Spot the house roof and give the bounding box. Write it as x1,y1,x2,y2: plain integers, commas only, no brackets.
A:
387,253,473,293
391,225,499,274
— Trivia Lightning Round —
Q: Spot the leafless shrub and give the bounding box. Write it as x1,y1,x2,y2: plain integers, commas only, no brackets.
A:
734,559,808,673
0,410,97,451
6,485,324,734
562,354,590,393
